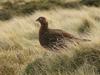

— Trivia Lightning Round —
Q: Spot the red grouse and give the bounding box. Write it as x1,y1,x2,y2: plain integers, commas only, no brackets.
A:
36,17,90,50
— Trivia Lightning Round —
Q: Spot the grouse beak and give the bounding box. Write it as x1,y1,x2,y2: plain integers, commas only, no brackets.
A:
36,18,39,21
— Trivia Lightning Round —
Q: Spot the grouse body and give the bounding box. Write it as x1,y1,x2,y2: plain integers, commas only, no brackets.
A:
36,17,90,50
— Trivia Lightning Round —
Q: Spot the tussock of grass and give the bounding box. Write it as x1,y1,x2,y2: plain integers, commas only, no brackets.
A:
0,0,100,21
78,17,95,35
74,63,99,75
0,0,83,20
24,53,69,75
80,0,100,7
24,48,100,75
75,48,100,73
0,64,16,75
0,9,12,21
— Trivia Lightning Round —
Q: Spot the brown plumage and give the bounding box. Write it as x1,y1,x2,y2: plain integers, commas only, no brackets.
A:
36,17,90,50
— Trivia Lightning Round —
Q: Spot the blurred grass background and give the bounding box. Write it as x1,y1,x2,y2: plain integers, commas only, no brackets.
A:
0,0,100,75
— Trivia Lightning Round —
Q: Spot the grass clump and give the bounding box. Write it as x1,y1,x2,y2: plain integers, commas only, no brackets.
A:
78,20,90,34
80,0,100,7
0,9,12,21
1,0,81,17
23,54,66,75
1,1,13,9
24,48,100,75
75,48,100,73
24,54,70,75
78,18,94,35
24,58,49,75
0,0,100,21
0,65,16,75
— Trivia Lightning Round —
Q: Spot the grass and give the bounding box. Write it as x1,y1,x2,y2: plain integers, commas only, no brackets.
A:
77,17,95,35
80,0,100,6
1,0,78,16
0,9,12,21
0,0,100,21
0,0,100,75
24,48,100,75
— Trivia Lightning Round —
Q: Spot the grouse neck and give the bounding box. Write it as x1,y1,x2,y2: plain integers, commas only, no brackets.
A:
40,22,48,31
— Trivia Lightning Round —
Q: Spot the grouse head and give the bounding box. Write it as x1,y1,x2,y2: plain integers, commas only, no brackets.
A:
36,17,48,26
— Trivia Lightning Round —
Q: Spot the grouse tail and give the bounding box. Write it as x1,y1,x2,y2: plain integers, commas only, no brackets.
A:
74,37,91,41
